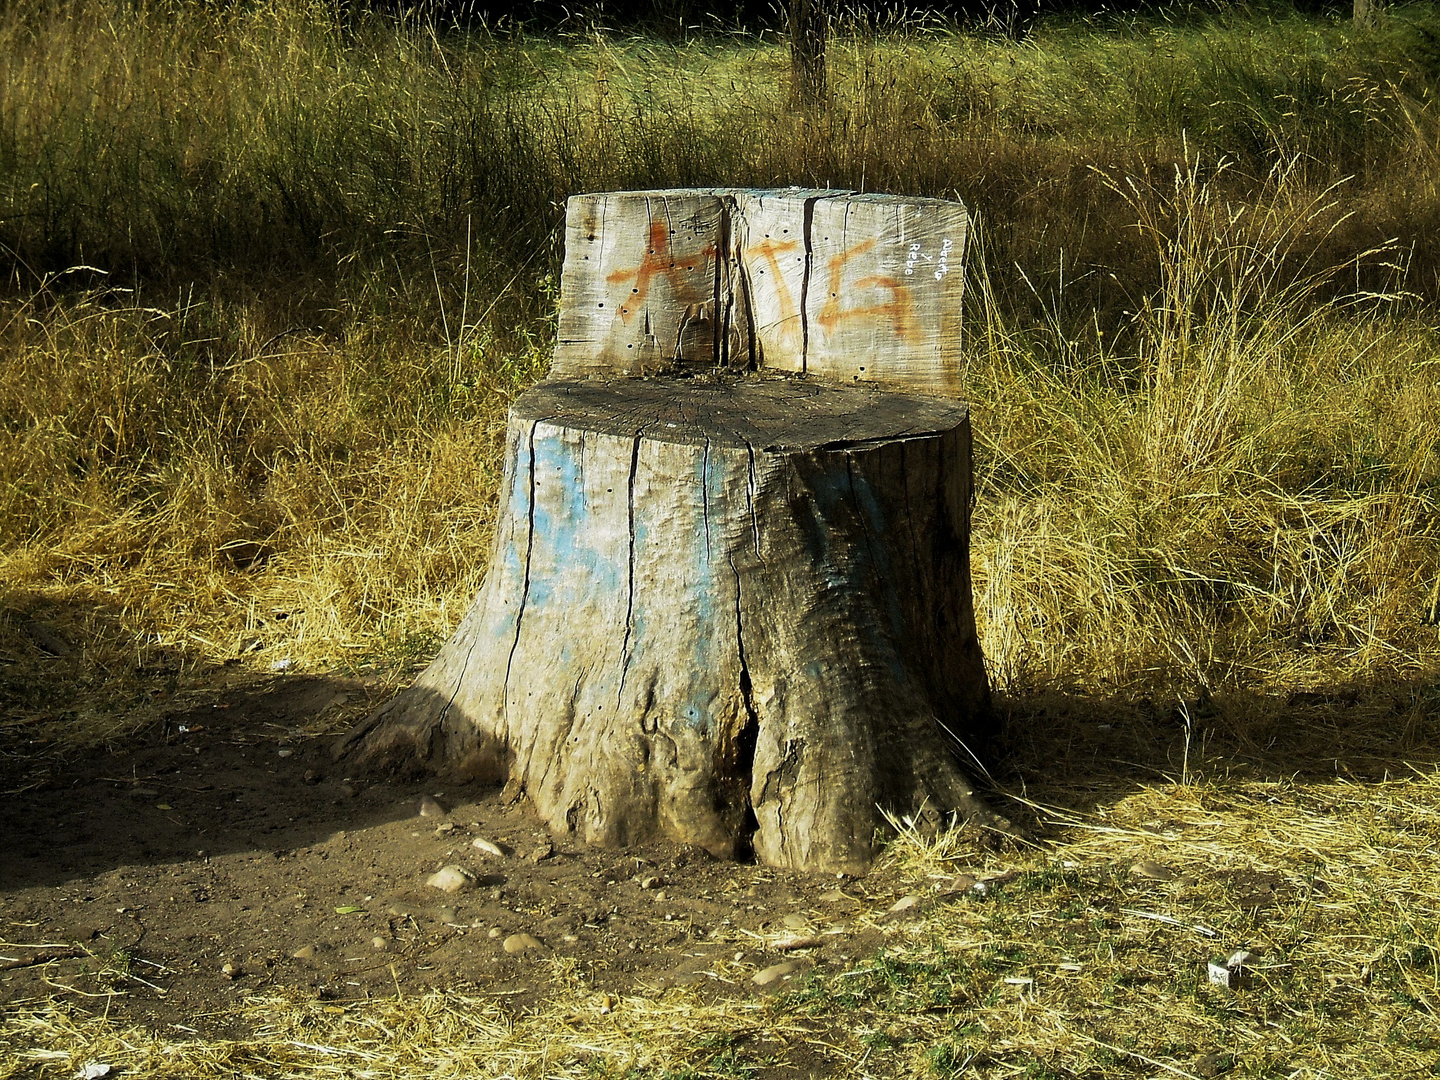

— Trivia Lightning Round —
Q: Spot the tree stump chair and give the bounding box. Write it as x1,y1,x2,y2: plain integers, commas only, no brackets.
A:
338,188,1008,873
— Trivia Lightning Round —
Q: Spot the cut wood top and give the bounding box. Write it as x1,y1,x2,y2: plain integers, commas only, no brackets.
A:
550,188,969,395
514,374,970,450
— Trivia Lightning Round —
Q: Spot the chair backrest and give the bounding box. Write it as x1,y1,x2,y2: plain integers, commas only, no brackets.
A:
550,188,969,397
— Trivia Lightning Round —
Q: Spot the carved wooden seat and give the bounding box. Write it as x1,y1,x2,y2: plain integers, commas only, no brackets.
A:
339,188,1006,873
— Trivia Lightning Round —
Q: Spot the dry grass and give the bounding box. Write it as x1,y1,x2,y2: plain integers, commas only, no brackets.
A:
968,158,1440,696
2,1,1439,1075
0,277,548,748
4,770,1438,1077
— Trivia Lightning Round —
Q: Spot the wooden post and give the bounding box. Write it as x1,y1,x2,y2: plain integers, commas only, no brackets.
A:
339,188,1006,873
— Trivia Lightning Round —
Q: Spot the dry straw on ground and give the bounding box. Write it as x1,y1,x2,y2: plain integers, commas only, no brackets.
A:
2,1,1439,1076
4,769,1438,1078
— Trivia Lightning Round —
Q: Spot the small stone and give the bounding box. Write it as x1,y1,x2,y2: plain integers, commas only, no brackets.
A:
371,936,389,950
499,777,523,804
418,796,448,818
425,865,475,894
340,784,359,798
529,841,554,863
752,961,801,987
220,961,241,980
782,913,810,930
435,822,455,835
887,894,922,917
773,934,825,951
639,875,662,890
276,748,293,758
652,889,667,901
432,906,457,923
488,927,501,939
563,934,579,943
471,838,504,857
291,945,316,960
303,769,321,784
503,933,544,954
1207,950,1254,991
1132,860,1175,881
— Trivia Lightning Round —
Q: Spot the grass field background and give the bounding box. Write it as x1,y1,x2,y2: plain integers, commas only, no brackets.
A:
2,0,1439,1075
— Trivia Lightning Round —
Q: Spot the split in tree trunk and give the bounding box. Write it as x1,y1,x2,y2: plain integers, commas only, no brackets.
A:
337,375,1007,873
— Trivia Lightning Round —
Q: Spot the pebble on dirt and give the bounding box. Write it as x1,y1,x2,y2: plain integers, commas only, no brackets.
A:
752,961,802,987
425,865,475,893
471,837,504,857
1132,860,1175,881
418,796,448,818
887,894,922,917
503,933,544,954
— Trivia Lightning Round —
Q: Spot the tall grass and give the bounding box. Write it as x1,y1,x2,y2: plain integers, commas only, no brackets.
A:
969,159,1439,698
0,0,1437,743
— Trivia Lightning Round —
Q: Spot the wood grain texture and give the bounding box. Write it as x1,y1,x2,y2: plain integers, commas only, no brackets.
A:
548,188,969,395
801,193,968,394
730,188,828,372
338,375,1003,873
551,190,737,377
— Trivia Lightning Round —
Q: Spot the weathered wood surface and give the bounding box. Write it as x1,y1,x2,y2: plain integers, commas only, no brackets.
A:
549,189,969,395
338,375,1003,873
552,190,744,376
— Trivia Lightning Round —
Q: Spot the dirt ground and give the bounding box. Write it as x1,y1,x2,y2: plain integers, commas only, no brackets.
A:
0,674,909,1040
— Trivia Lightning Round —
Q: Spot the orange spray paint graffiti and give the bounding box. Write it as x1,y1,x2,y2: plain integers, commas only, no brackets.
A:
814,237,915,341
605,221,713,325
746,236,802,326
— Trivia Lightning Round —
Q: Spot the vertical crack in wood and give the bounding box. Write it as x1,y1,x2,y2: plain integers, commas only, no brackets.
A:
616,427,645,708
715,198,730,367
658,196,678,359
500,419,543,730
701,437,712,562
727,552,761,857
799,196,818,375
728,195,760,369
745,442,762,558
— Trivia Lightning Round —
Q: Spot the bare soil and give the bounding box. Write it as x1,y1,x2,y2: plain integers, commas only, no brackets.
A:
0,674,900,1041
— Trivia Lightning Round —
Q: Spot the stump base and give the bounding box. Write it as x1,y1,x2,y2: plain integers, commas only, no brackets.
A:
339,374,1006,872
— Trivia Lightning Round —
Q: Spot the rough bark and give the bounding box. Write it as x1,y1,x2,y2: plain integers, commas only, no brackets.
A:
337,375,1005,873
788,0,829,110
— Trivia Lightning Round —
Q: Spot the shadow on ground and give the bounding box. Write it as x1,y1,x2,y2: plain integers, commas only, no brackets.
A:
2,585,1436,1045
